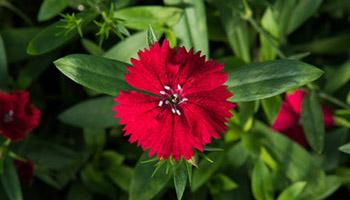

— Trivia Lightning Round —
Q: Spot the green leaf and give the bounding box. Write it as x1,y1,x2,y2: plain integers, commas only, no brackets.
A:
17,138,85,189
207,13,227,42
293,32,350,55
334,116,350,128
319,128,348,170
252,159,274,200
173,161,187,200
227,142,249,168
81,39,104,56
17,53,57,89
54,54,131,96
18,138,83,170
227,59,323,102
238,101,257,129
82,150,131,193
339,143,350,154
300,175,342,200
212,0,250,62
324,61,350,93
285,0,323,34
192,152,225,192
100,151,125,167
0,28,40,62
0,34,9,87
185,161,192,187
215,174,238,191
271,0,323,35
336,167,350,184
38,0,69,21
261,96,282,125
260,8,280,61
277,181,306,200
81,164,117,198
208,173,238,197
80,151,126,195
165,0,209,56
114,6,183,30
301,91,325,153
83,129,106,153
27,11,97,55
59,97,117,128
104,31,148,64
67,182,93,200
130,153,171,200
253,121,323,182
253,122,341,199
0,159,23,200
147,25,158,45
107,164,133,192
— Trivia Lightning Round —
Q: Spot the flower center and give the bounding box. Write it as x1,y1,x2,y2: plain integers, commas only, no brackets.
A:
158,84,188,116
3,110,14,123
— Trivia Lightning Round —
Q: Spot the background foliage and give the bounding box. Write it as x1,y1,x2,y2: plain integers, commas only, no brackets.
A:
0,0,350,199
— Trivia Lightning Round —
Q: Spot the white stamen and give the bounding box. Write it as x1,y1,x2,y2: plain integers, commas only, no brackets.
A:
160,90,166,95
165,100,169,104
171,108,176,114
164,85,171,90
182,97,188,102
158,100,164,107
3,110,14,123
177,84,182,90
176,109,181,116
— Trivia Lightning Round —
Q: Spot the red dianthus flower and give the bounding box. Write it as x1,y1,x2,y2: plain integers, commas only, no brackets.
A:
113,40,234,160
272,89,334,147
14,159,35,183
0,91,40,141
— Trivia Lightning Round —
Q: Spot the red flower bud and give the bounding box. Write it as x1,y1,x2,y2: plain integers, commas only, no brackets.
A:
0,91,40,141
272,89,334,147
14,159,34,183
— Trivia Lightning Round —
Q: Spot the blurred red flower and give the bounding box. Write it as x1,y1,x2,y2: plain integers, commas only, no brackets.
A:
0,91,40,141
14,159,34,183
113,40,234,160
272,89,334,146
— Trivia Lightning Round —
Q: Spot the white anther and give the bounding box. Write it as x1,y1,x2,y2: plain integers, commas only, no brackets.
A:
171,108,176,114
160,91,166,95
176,109,181,116
158,100,164,107
164,85,171,90
177,84,182,90
3,110,14,123
165,100,169,104
182,97,188,102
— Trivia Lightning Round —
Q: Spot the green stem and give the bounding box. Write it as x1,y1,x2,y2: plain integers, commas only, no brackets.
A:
241,0,286,59
0,1,33,26
334,116,350,128
0,138,11,160
2,138,11,147
319,92,350,109
8,151,26,161
247,18,286,59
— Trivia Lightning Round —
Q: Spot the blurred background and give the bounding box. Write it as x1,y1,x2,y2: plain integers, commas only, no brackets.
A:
0,0,349,199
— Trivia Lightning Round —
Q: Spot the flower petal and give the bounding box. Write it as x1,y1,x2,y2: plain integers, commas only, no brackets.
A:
272,101,298,131
285,89,305,115
322,106,334,128
0,91,40,141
